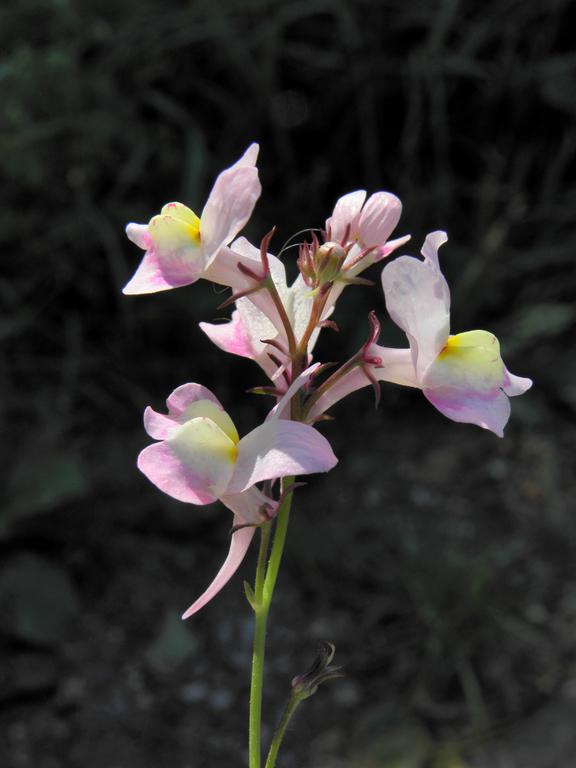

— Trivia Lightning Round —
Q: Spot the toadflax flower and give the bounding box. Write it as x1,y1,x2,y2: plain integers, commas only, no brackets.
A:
309,232,531,437
123,144,262,295
316,189,412,315
326,189,408,259
137,368,337,616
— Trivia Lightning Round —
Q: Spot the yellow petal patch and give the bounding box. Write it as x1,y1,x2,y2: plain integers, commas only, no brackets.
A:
426,330,504,392
149,203,201,250
169,417,238,496
180,400,239,444
161,202,201,228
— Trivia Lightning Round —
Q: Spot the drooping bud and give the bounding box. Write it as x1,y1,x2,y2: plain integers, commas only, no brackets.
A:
291,641,343,700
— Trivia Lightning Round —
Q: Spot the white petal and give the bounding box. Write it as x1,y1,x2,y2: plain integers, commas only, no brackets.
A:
200,149,262,263
220,486,276,525
326,190,367,242
227,420,337,494
181,516,255,618
126,222,150,249
268,364,321,420
381,231,451,378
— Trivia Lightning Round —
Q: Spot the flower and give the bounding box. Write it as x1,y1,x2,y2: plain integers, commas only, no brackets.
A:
309,232,531,437
137,367,337,616
321,189,411,317
123,144,262,295
291,641,343,700
326,189,410,261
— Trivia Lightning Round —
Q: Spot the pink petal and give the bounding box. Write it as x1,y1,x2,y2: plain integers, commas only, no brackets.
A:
204,237,285,288
200,277,285,379
268,363,321,420
326,190,367,242
235,142,260,168
381,231,450,377
126,223,151,249
372,345,421,388
423,386,511,438
307,367,370,421
200,310,256,360
374,234,411,262
220,486,277,525
503,368,532,397
200,146,262,264
143,407,181,440
202,241,269,295
137,441,218,504
166,383,223,415
231,238,292,341
421,230,448,269
230,236,287,280
201,244,254,288
227,420,337,494
358,192,402,247
236,297,280,354
122,246,201,295
202,239,288,343
181,516,255,618
144,384,224,440
307,347,417,420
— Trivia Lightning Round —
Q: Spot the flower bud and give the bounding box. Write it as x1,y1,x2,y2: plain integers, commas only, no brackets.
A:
315,242,347,285
297,239,347,290
291,641,343,700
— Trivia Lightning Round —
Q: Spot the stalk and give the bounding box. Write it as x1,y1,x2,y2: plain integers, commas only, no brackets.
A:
264,277,298,355
248,479,295,768
264,695,301,768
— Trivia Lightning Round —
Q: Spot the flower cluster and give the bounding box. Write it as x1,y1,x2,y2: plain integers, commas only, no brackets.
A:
124,144,531,617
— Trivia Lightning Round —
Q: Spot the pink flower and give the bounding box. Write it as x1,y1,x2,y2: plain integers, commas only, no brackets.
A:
380,231,532,436
138,368,337,616
123,144,261,295
322,190,411,317
326,189,410,260
310,233,532,437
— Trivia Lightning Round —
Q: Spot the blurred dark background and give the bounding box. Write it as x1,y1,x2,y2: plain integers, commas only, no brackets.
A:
2,1,576,766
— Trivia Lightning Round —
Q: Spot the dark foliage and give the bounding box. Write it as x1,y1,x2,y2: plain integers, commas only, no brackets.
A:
1,1,576,766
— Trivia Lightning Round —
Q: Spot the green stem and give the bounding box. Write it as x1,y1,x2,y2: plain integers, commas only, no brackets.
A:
249,522,271,768
297,286,330,359
254,521,271,600
248,480,295,768
262,479,293,604
264,695,301,768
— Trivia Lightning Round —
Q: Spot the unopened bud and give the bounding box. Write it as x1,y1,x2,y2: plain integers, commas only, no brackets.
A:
291,641,343,700
315,242,347,285
297,240,348,289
